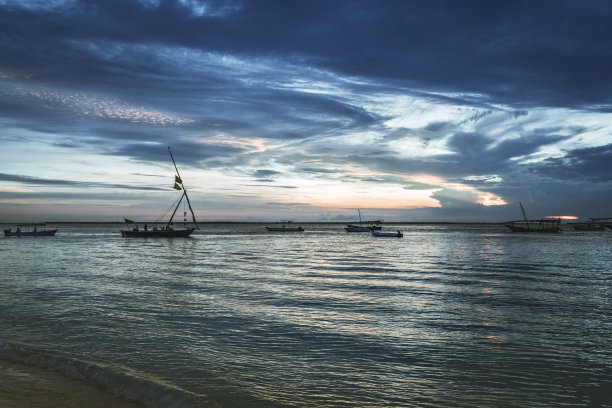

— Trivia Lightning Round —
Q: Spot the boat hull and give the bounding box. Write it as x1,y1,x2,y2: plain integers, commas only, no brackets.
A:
120,228,195,238
345,225,371,232
265,226,304,232
503,218,561,233
372,231,403,237
573,224,606,231
503,224,560,233
4,229,57,237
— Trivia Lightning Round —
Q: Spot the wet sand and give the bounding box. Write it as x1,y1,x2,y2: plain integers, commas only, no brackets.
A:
0,359,144,408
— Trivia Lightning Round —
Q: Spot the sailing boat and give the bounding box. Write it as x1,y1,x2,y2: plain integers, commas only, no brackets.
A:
345,209,381,232
503,202,560,233
120,147,199,238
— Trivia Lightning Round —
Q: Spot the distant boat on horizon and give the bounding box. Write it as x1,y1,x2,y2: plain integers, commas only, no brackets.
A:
345,209,382,232
4,223,57,237
571,217,612,231
372,230,403,238
503,202,561,233
265,221,304,232
120,147,199,238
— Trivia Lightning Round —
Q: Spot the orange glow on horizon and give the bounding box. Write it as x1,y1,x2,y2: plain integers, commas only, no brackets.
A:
547,215,579,220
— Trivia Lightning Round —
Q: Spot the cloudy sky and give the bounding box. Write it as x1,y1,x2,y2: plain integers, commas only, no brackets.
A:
1,0,611,222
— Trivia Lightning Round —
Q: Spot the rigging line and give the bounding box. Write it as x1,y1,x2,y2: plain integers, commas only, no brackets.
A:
166,192,185,228
154,197,179,224
168,146,199,230
154,195,182,226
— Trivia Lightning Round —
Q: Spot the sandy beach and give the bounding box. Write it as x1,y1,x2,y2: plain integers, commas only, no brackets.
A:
0,359,144,408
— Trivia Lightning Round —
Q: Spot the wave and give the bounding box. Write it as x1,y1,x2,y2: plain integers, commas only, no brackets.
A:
0,342,214,408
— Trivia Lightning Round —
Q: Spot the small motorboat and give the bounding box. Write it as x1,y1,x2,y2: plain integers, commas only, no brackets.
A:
372,230,403,238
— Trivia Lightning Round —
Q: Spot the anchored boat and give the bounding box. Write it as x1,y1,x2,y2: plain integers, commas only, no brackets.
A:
345,209,382,232
121,147,199,238
503,203,561,233
265,221,304,232
572,217,612,231
4,223,57,237
371,230,403,238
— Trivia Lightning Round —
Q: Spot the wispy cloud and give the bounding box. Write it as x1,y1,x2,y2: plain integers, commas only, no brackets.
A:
0,173,166,191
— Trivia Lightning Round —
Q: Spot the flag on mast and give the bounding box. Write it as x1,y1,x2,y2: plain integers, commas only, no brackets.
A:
175,175,182,184
173,183,182,190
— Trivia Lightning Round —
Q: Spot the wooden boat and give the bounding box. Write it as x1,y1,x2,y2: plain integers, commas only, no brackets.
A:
372,230,403,238
265,221,304,232
345,209,382,232
4,223,57,237
345,224,371,232
572,217,612,231
503,203,561,233
572,223,606,231
121,147,199,238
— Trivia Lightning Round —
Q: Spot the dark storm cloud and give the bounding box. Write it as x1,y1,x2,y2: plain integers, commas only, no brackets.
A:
0,173,166,191
533,143,612,183
335,127,573,181
3,0,611,109
108,140,245,167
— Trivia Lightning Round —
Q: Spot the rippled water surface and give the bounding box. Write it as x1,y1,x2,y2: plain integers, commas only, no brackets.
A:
1,223,611,407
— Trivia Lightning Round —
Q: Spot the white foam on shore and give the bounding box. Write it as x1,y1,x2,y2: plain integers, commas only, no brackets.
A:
0,343,215,408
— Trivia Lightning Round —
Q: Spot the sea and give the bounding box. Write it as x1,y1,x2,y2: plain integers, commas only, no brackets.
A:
1,222,611,407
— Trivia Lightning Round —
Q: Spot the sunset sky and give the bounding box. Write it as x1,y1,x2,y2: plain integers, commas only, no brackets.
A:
1,0,611,222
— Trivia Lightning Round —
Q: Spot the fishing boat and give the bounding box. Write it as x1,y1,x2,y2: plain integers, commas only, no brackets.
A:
572,223,606,231
372,230,403,238
572,217,611,231
503,203,561,233
345,209,382,232
4,223,57,237
121,147,199,238
265,221,304,232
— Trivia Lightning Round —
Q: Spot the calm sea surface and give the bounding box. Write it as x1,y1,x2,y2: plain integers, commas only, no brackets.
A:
1,223,611,407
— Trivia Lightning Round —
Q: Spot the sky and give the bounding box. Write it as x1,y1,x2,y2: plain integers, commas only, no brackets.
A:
1,0,611,222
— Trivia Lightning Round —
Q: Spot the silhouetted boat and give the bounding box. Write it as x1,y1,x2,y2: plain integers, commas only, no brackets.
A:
572,217,611,231
265,221,304,232
503,203,561,233
121,147,199,238
572,223,606,231
4,223,57,237
345,209,382,232
372,230,403,238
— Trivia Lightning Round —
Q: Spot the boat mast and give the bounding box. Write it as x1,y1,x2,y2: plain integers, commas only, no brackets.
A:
168,146,200,230
519,202,530,229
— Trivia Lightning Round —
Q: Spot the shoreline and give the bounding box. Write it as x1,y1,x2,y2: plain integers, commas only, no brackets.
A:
0,359,144,408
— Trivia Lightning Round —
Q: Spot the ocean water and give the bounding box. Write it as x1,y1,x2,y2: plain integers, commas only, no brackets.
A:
1,222,611,407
